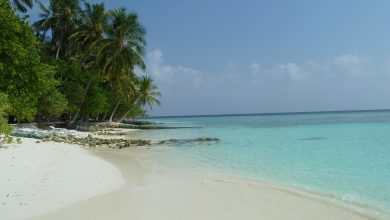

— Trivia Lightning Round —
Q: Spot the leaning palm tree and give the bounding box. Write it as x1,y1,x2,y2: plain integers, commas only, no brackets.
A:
67,3,108,124
107,70,138,122
117,75,161,122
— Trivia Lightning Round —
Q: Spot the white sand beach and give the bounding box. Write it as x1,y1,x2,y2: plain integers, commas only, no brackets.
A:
0,138,125,220
0,139,375,220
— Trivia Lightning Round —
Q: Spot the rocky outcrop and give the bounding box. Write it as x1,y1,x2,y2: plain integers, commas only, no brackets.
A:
42,135,151,149
76,122,201,131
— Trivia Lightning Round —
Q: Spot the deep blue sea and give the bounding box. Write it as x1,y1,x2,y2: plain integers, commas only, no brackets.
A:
139,110,390,214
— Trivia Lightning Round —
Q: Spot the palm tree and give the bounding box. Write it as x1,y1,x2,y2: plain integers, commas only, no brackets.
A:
69,7,147,124
33,1,50,42
35,0,81,59
11,0,33,13
70,2,107,56
67,3,108,124
91,8,147,122
117,75,160,122
107,70,138,122
94,8,146,81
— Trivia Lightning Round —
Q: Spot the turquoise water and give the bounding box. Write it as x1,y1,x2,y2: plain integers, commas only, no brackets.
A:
140,111,390,213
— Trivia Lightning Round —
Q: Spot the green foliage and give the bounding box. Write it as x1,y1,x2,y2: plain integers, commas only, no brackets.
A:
137,75,161,110
34,0,82,59
0,0,59,121
94,8,146,80
38,89,68,118
55,60,87,113
1,0,161,125
116,76,160,122
0,93,11,134
128,106,147,118
82,81,110,116
70,2,107,54
0,93,13,143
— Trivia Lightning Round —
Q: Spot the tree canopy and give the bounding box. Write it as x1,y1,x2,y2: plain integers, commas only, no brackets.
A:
0,0,64,122
0,0,161,129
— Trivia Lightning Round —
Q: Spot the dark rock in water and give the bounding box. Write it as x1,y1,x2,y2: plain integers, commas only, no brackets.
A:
300,137,327,141
158,137,220,145
197,137,220,141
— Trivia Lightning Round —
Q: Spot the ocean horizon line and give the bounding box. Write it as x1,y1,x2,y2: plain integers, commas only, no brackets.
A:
145,108,390,119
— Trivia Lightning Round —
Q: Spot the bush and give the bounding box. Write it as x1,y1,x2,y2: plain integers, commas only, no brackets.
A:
0,93,12,143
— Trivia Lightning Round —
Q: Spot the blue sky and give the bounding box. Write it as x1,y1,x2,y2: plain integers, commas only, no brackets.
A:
30,0,390,116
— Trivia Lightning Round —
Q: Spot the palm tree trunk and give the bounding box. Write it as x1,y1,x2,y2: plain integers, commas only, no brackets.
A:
55,31,64,82
69,75,97,124
55,26,67,60
117,108,132,123
102,111,108,121
55,32,63,60
55,40,61,59
108,100,121,122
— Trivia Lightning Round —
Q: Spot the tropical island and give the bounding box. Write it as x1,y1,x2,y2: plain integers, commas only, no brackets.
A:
1,0,388,220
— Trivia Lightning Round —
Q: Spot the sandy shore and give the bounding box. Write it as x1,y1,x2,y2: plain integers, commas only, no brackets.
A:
0,138,125,220
26,144,379,220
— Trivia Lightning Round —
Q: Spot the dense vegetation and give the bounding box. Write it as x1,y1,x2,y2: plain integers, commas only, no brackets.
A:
0,0,161,135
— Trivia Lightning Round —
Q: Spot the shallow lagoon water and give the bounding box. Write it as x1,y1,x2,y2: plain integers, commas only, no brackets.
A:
139,111,390,213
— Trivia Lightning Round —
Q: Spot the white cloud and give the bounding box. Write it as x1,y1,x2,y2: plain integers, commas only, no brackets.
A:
249,62,260,75
148,51,375,87
334,54,366,66
145,51,390,116
286,62,299,73
146,49,204,89
332,54,370,76
286,63,305,81
258,62,308,82
147,49,163,64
